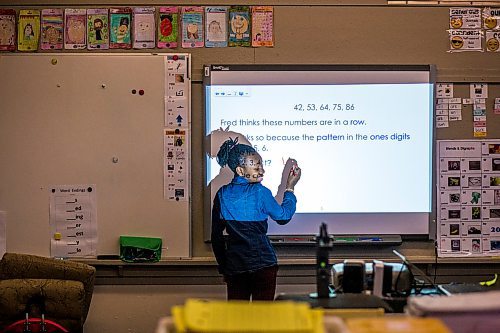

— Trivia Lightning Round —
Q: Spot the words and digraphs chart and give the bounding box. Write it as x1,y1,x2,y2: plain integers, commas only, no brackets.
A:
438,140,500,257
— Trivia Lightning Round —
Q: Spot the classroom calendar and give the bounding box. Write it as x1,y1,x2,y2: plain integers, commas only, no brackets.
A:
437,140,500,257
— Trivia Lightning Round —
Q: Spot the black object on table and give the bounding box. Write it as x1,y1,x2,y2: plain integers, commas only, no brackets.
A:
275,293,394,313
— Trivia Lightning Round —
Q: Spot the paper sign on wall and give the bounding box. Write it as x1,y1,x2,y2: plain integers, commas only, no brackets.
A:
164,54,190,202
49,185,97,258
164,129,188,201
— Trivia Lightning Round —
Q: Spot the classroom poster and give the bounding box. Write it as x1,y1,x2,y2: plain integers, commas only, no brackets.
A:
164,129,188,201
133,7,155,49
448,29,482,52
164,54,190,201
448,7,482,52
435,101,449,128
449,8,482,29
483,7,500,30
251,6,274,47
485,31,500,52
473,102,487,137
181,6,204,48
470,83,488,137
435,96,462,128
87,8,109,50
435,84,462,128
436,83,454,99
165,54,189,127
109,7,132,49
49,185,97,258
448,101,462,122
165,97,188,128
17,9,40,52
470,83,488,99
157,6,178,49
228,6,251,47
41,9,64,50
205,6,228,48
437,140,500,257
64,8,86,50
0,9,17,51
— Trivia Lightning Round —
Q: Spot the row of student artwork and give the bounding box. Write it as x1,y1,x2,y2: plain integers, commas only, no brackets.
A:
0,6,273,52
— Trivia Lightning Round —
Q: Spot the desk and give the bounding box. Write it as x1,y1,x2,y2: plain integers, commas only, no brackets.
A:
275,293,394,313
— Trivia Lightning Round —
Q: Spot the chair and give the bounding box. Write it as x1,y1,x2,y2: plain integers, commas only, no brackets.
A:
0,253,96,333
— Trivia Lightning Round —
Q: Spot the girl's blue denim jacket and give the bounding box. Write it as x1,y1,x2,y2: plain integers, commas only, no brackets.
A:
211,176,297,275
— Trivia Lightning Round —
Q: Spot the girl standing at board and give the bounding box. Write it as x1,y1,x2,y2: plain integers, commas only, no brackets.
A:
211,138,301,300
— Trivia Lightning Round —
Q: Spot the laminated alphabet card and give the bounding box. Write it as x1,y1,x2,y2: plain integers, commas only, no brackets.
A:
181,6,204,48
110,7,132,49
157,6,178,49
64,8,86,49
436,83,454,98
470,83,488,99
18,9,40,52
0,9,16,51
41,8,63,50
133,7,155,49
87,8,109,50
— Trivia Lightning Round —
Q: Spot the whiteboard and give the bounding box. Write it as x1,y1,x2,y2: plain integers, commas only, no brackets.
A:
0,54,190,258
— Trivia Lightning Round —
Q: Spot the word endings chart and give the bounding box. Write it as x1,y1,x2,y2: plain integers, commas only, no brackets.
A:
49,184,97,258
438,140,500,257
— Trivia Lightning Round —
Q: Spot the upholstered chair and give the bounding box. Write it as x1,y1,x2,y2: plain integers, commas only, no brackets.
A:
0,253,96,333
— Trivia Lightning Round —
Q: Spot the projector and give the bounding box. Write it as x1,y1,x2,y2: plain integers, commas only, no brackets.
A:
331,260,412,294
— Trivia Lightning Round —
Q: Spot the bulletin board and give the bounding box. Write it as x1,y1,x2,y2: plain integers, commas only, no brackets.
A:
0,54,190,258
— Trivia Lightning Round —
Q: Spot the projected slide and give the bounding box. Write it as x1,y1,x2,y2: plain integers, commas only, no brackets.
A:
207,83,432,214
204,65,434,237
